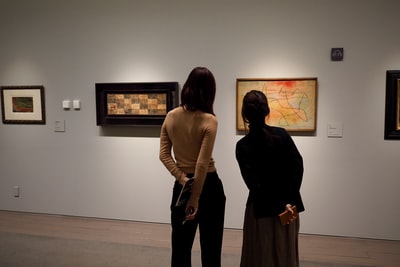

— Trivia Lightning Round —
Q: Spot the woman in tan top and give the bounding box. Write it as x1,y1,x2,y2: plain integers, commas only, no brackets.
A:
160,67,226,267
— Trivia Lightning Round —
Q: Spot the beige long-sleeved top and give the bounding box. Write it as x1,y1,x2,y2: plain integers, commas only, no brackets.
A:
159,106,217,208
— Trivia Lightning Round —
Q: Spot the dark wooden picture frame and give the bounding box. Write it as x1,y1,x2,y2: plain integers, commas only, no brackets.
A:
1,85,46,124
384,70,400,140
96,82,179,126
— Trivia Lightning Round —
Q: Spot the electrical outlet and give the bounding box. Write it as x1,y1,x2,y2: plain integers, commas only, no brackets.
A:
13,186,20,197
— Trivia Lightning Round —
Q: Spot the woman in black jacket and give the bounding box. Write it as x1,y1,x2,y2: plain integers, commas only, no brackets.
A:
235,90,304,267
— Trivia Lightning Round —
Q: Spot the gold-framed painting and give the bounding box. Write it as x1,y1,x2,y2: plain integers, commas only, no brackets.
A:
1,85,46,124
236,78,318,132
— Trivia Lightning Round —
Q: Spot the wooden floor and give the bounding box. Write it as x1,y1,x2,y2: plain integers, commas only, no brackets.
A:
0,210,399,267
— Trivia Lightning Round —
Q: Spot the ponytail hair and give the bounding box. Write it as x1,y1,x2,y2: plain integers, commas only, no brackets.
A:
241,90,270,125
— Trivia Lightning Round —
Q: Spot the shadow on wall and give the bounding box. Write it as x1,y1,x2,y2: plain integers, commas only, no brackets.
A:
99,126,161,138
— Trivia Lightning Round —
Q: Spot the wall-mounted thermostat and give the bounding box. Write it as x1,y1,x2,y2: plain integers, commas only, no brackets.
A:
331,48,344,61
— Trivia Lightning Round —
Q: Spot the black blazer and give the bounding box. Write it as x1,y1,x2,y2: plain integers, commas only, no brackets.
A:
236,125,305,218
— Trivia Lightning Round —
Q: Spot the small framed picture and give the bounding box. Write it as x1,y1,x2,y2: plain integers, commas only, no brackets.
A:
1,85,46,124
95,82,179,126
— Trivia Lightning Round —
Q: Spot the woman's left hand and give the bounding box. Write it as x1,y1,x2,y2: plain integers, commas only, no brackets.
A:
285,204,297,222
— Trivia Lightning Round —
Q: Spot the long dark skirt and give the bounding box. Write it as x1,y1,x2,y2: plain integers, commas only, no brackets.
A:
240,202,300,267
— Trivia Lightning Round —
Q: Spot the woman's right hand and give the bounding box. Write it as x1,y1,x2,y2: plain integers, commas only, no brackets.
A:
184,205,197,221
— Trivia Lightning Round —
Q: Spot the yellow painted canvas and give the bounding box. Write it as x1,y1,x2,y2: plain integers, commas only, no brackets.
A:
237,78,317,132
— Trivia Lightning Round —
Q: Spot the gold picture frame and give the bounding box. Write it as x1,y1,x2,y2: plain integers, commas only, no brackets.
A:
1,85,46,124
236,78,318,132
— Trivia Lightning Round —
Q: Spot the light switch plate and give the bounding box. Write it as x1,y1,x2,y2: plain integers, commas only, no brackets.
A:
73,99,80,110
62,100,71,109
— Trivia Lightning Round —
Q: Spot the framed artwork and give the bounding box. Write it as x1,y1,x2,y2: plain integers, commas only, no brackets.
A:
384,70,400,140
1,85,46,124
236,78,318,132
96,82,179,126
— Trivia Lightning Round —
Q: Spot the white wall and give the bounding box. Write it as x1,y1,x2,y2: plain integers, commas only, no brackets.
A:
0,0,399,240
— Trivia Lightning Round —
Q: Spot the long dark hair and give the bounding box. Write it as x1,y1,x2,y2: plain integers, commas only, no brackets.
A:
181,67,216,115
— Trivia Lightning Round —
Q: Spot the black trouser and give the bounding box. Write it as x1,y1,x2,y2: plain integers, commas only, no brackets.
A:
170,172,226,267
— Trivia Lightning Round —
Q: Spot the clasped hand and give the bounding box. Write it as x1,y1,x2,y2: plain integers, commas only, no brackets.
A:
285,204,297,222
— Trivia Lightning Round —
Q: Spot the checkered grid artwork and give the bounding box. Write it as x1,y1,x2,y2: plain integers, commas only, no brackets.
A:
107,93,167,115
